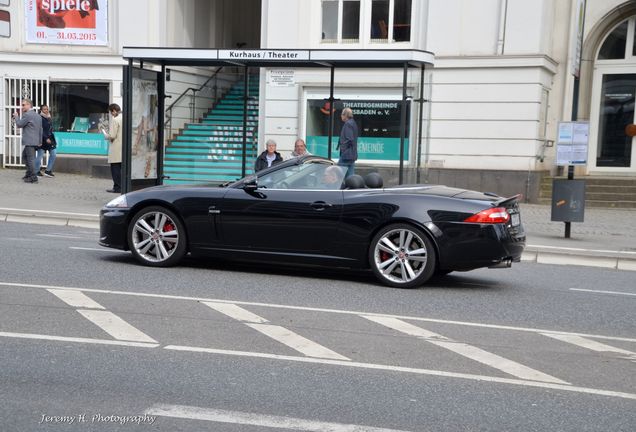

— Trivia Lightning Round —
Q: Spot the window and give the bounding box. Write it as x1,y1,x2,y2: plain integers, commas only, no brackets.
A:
599,20,628,60
370,0,411,43
50,82,110,132
321,0,360,43
306,97,411,162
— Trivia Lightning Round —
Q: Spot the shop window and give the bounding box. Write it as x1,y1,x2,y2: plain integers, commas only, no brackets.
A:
50,82,110,132
321,0,360,43
306,98,410,162
598,20,627,60
370,0,411,43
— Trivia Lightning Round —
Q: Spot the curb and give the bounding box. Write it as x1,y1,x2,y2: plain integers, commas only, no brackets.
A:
523,246,636,272
0,207,99,230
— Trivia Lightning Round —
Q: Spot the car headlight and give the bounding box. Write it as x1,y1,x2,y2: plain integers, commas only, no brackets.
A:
105,195,128,208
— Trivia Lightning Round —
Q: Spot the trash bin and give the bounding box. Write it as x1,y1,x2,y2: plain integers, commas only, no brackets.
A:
551,179,585,222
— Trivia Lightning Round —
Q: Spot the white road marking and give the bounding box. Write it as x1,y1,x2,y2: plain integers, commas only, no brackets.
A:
163,345,636,401
70,246,128,253
203,301,349,360
145,404,413,432
362,316,568,384
203,301,268,323
2,281,635,344
48,289,105,309
0,331,158,348
542,333,636,357
77,310,158,343
248,323,350,361
569,288,636,297
37,234,86,239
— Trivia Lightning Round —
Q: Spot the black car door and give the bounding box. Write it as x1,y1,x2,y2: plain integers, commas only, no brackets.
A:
219,161,344,253
220,188,343,253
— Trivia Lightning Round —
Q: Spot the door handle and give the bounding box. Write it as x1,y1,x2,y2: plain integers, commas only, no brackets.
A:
310,201,333,210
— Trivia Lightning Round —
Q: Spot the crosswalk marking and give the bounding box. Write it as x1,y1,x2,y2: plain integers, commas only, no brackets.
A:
202,301,268,323
542,333,636,358
203,301,349,361
146,404,413,432
48,289,105,309
362,315,569,385
248,323,350,361
77,310,158,343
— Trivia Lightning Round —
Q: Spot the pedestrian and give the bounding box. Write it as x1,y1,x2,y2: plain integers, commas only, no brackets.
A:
337,107,358,178
285,138,312,160
254,139,283,172
12,98,42,184
102,103,122,193
35,104,57,177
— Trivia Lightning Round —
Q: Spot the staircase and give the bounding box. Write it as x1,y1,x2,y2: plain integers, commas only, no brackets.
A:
539,176,636,208
163,80,260,185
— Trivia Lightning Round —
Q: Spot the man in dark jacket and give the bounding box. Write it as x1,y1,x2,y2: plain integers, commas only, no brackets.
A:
13,99,42,183
254,139,283,172
337,107,358,178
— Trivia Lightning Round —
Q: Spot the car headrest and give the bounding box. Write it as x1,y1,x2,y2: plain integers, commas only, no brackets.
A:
344,174,366,189
364,172,383,188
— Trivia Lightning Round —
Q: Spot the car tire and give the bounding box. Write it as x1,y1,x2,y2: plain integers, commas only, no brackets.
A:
127,206,187,267
369,223,436,288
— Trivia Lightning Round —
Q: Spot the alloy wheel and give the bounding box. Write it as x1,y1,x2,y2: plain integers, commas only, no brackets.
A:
131,210,180,263
373,227,429,285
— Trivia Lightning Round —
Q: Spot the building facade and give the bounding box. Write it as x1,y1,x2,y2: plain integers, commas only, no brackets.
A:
1,0,634,201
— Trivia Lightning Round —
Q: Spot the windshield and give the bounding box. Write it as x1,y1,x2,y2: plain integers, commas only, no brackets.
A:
230,159,345,190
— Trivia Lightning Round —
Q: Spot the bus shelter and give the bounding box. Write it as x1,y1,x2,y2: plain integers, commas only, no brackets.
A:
121,47,435,193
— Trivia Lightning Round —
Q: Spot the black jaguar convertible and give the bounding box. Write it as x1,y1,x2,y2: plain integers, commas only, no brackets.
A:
99,156,525,288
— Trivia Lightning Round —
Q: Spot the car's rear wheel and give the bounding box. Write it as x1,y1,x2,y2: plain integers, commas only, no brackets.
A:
128,206,186,267
369,224,436,288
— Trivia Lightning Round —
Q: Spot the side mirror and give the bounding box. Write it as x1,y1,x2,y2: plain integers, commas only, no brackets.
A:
243,175,258,191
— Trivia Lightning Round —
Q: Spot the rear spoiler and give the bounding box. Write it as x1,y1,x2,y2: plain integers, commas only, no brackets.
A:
493,194,522,207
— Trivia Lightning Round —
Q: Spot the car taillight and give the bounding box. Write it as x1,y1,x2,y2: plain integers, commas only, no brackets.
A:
464,207,510,224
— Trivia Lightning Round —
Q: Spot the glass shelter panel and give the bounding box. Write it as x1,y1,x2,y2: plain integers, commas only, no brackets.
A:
306,98,410,162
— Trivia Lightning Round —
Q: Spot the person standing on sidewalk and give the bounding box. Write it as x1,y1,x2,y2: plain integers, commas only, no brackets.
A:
103,103,122,193
12,98,42,184
35,104,57,178
337,107,358,178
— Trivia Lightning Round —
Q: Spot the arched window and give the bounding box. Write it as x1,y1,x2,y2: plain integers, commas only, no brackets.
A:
597,17,636,60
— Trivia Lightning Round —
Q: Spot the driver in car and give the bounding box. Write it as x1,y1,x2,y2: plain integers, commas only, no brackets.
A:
320,165,344,189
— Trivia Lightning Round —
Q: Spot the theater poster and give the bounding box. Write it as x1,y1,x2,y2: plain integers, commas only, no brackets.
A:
25,0,108,45
131,68,159,180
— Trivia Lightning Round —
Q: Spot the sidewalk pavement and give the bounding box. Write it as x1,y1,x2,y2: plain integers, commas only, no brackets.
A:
1,166,635,271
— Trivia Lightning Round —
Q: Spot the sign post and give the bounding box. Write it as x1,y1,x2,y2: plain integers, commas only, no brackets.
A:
554,121,588,236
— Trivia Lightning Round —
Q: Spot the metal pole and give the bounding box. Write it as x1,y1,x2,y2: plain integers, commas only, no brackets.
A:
327,66,335,160
158,64,166,184
241,66,249,178
565,0,587,239
416,64,425,184
122,60,133,194
398,63,408,185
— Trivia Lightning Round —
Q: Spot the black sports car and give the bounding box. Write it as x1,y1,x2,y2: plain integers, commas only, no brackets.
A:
99,156,525,288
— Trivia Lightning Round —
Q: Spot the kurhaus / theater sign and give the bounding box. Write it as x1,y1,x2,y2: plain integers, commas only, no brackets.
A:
218,50,310,60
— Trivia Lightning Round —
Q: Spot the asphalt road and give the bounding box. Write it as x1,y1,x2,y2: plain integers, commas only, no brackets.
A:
1,221,635,431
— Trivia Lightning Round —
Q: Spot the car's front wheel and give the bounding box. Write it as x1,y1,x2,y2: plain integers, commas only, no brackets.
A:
128,206,186,267
369,224,436,288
